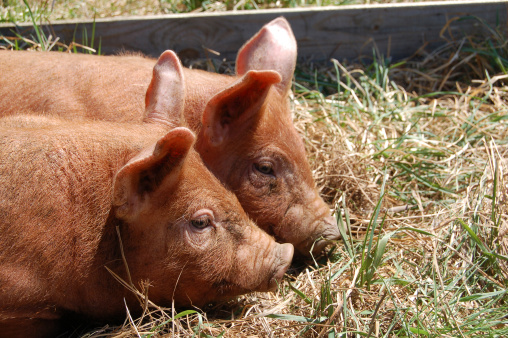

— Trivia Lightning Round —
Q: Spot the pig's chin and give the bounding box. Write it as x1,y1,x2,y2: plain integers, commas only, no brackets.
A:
296,237,334,258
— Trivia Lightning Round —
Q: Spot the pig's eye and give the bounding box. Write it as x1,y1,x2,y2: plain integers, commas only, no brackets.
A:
190,210,214,229
191,218,209,229
254,162,274,176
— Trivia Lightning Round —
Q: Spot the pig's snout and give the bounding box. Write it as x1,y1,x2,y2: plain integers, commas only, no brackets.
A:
312,215,341,254
267,243,294,291
299,215,341,257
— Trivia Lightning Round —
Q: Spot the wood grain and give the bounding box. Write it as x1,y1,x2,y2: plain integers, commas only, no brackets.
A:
1,1,507,62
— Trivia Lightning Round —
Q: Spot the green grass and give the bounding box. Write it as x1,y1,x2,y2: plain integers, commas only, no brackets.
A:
1,0,437,23
283,40,508,337
0,0,100,52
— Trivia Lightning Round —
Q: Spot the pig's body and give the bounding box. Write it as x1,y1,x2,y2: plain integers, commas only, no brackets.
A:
0,50,233,127
0,52,293,337
0,119,166,321
0,18,340,255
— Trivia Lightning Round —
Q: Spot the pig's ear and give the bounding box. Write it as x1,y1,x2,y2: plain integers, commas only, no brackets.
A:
202,70,281,147
144,50,185,127
113,127,195,220
236,17,296,95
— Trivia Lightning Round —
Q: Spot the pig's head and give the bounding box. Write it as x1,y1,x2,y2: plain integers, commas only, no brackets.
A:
196,17,340,257
112,50,293,307
112,127,293,306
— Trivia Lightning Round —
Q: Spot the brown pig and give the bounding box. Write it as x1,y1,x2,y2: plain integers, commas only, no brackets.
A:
0,51,293,337
0,17,340,256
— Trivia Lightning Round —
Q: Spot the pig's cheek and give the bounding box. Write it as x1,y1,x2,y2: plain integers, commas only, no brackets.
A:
183,226,213,251
274,204,304,242
285,205,304,226
248,168,272,191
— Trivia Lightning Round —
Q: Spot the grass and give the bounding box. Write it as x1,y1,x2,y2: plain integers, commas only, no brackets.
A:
1,0,437,23
288,43,508,337
0,0,99,52
1,1,508,337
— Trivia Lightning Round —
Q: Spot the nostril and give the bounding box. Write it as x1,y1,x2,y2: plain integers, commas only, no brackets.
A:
293,215,342,257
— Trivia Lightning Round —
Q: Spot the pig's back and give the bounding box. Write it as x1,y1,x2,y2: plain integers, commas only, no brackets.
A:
0,51,154,122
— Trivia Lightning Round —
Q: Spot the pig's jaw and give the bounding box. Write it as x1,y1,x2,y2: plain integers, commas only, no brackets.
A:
293,215,341,257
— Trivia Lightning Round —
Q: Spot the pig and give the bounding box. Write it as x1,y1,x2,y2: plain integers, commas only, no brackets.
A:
0,17,340,256
0,50,293,337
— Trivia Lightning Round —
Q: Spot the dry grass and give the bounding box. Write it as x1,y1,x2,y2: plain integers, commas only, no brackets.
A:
1,3,507,336
1,0,440,23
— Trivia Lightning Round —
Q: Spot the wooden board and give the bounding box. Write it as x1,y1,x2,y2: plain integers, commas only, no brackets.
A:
1,0,507,63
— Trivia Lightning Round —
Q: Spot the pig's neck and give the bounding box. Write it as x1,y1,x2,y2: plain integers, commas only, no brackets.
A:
76,213,141,321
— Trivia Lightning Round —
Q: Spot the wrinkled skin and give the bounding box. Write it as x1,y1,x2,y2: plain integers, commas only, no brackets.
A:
0,18,340,256
0,52,293,337
193,71,339,255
